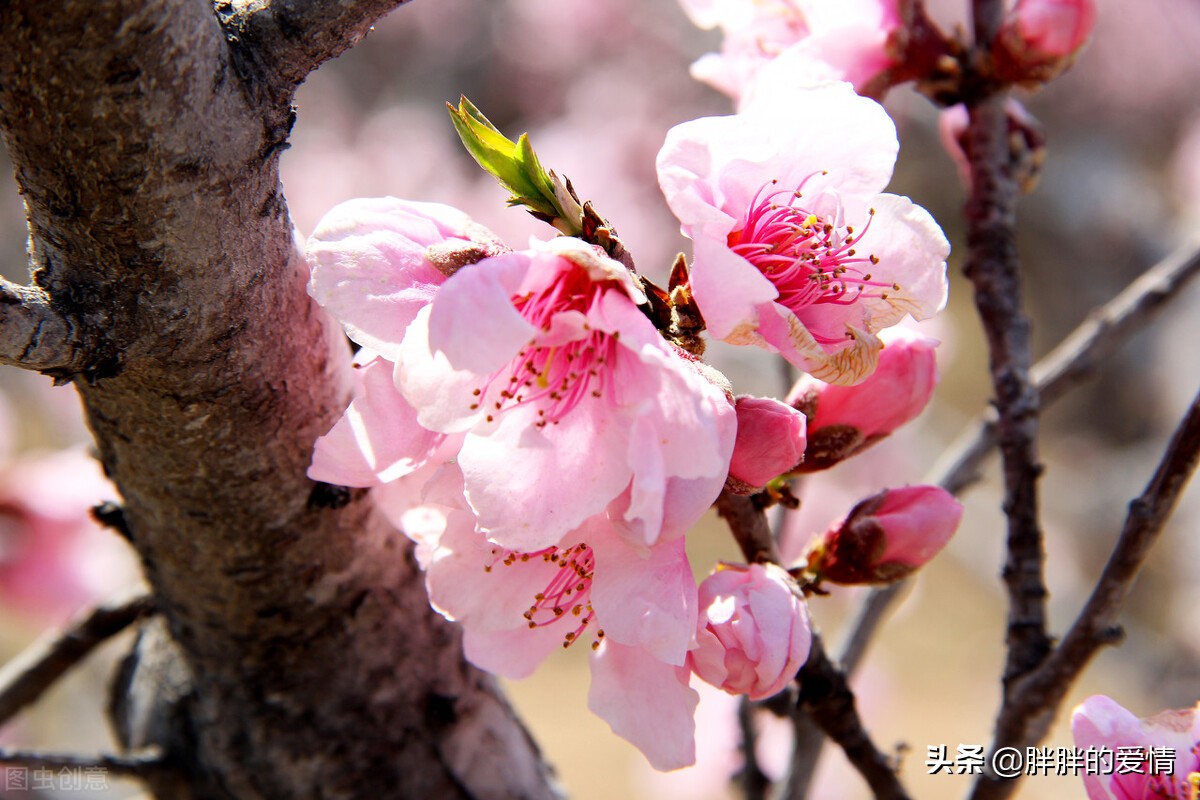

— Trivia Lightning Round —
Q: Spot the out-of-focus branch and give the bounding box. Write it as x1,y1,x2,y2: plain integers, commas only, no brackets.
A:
0,279,84,374
970,385,1200,800
965,0,1051,691
0,593,155,728
218,0,412,90
0,747,166,779
737,696,771,800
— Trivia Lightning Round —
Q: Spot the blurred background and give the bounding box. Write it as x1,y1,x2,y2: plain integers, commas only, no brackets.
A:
2,0,1199,797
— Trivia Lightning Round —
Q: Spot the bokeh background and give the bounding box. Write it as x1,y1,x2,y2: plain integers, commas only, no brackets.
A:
2,0,1199,797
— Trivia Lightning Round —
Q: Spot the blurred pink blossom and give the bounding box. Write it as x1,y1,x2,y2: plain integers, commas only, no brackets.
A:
657,82,949,386
996,0,1097,83
788,327,938,471
678,0,902,106
806,485,962,584
688,562,811,700
0,418,137,624
1071,695,1200,800
728,395,807,491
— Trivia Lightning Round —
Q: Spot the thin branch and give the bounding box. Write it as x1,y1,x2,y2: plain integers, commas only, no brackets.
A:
795,637,910,800
970,385,1200,800
835,241,1200,673
0,747,166,779
0,592,156,727
715,494,907,798
218,0,413,90
775,711,825,800
738,696,771,800
715,490,783,565
964,0,1051,689
0,279,82,373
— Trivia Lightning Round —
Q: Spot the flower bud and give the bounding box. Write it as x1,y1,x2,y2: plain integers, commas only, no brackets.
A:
994,0,1097,84
788,329,937,472
807,485,962,584
939,100,1046,194
688,563,811,700
727,396,808,493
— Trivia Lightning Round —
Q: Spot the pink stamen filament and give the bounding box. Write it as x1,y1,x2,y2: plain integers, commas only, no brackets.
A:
732,178,896,345
486,543,603,649
467,266,621,425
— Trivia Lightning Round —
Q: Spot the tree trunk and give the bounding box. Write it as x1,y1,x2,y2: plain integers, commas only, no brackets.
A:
0,1,560,797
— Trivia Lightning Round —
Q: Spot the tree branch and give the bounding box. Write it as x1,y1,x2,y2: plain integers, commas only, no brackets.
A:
217,0,412,91
0,1,559,797
715,493,907,798
715,490,783,565
795,638,910,800
834,240,1200,673
969,385,1200,800
0,593,155,728
0,279,84,374
964,0,1051,689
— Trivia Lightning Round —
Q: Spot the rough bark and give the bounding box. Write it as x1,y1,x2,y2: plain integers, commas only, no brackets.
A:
0,1,560,797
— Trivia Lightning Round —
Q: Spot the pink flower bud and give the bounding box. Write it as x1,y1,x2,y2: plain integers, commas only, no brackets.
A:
938,100,1046,194
688,563,811,700
727,396,807,493
995,0,1097,84
788,328,937,472
807,485,962,584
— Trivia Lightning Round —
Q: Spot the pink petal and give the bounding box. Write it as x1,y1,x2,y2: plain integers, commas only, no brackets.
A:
306,198,477,359
588,641,700,771
588,529,698,666
308,353,443,487
427,251,537,376
458,403,632,552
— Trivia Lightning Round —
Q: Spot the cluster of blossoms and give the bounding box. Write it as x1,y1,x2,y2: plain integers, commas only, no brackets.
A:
306,82,959,768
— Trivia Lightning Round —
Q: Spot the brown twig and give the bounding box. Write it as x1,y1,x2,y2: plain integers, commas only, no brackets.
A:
969,385,1200,800
0,278,84,374
0,592,156,727
715,491,783,565
737,696,771,800
964,0,1052,689
794,638,911,800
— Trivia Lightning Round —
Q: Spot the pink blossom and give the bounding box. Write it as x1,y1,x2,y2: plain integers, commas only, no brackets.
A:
687,563,811,700
727,395,807,491
307,203,736,553
396,235,736,552
1071,695,1200,799
678,0,903,106
657,82,950,386
807,485,962,584
788,327,937,471
417,490,702,771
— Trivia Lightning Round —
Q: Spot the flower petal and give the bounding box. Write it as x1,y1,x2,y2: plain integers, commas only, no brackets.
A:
308,353,443,487
588,640,699,771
